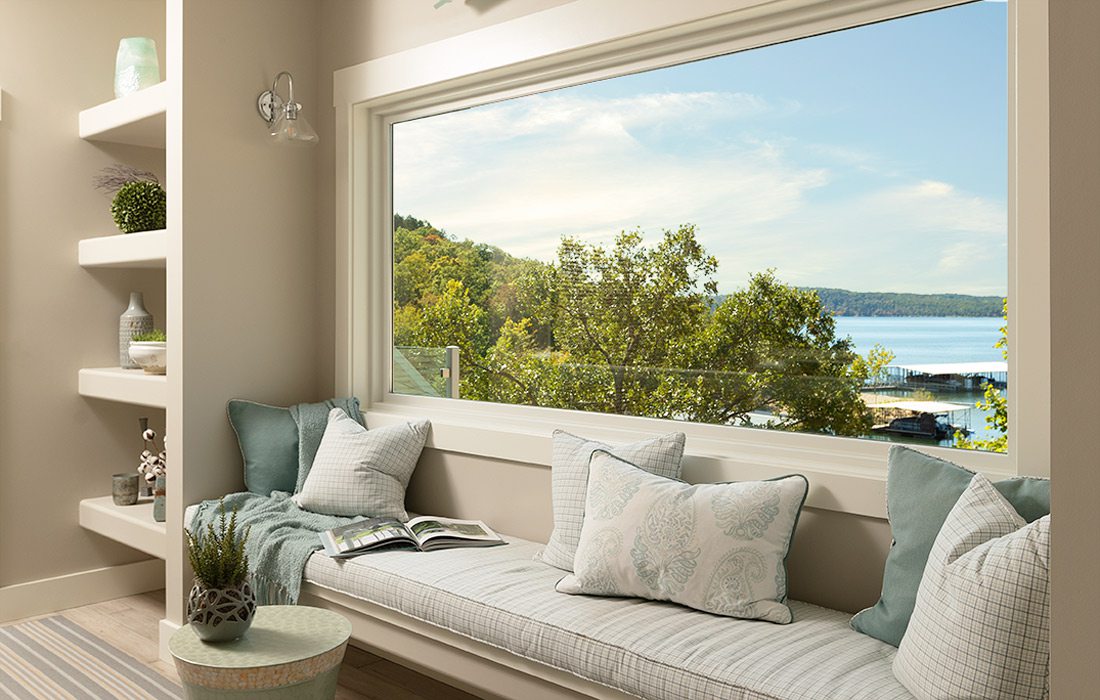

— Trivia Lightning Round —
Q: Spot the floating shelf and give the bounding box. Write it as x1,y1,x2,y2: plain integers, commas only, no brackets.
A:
79,229,167,268
79,496,166,560
78,82,168,148
78,367,167,408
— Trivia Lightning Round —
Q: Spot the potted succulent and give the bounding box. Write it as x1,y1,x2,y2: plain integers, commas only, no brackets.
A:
185,500,256,642
128,329,166,375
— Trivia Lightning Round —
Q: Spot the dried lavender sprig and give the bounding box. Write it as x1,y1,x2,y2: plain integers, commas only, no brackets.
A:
94,164,159,195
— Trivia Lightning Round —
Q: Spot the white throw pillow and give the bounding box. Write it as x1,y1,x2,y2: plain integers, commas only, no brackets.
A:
556,450,808,623
537,430,685,572
294,408,429,519
893,473,1050,700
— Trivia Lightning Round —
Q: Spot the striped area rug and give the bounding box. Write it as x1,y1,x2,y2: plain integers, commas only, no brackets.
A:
0,616,181,699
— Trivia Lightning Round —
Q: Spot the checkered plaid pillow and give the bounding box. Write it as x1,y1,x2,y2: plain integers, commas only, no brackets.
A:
537,430,685,571
295,409,429,519
893,473,1050,700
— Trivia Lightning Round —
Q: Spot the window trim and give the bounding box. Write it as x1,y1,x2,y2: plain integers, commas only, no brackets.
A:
334,0,1050,518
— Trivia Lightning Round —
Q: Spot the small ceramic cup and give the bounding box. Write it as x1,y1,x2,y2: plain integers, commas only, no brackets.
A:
112,472,140,506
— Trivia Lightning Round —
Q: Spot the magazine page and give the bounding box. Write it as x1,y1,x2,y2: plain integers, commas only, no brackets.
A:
406,516,503,545
320,517,415,557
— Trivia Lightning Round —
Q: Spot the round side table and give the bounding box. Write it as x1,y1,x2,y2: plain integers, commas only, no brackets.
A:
169,606,352,699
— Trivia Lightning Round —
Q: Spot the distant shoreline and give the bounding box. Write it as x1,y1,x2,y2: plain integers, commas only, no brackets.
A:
810,287,1003,317
712,288,1003,316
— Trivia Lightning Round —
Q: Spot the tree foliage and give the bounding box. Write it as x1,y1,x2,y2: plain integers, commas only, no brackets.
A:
391,215,893,437
955,299,1008,453
663,271,883,435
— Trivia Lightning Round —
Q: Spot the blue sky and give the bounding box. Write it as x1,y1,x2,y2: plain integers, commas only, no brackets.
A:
393,1,1007,296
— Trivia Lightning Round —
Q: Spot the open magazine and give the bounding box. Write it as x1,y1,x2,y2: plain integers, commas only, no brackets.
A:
319,515,505,558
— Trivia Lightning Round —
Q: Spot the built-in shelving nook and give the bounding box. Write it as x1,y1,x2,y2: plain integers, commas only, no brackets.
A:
77,367,168,408
78,80,168,148
79,229,167,269
69,0,327,662
76,82,170,569
79,497,166,559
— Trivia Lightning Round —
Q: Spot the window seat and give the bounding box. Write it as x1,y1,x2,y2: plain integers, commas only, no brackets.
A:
300,534,913,700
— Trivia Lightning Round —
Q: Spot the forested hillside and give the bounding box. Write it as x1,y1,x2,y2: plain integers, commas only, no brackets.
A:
806,287,1002,317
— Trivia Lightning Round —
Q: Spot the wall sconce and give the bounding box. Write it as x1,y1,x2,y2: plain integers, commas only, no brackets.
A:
256,71,318,145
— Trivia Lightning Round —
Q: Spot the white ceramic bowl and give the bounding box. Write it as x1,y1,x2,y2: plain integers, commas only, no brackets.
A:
128,341,167,375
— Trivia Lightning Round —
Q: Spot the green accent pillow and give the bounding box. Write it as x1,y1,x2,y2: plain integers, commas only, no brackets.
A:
850,446,1049,647
227,400,299,496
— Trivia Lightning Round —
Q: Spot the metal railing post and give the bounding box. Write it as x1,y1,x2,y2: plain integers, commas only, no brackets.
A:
443,346,460,398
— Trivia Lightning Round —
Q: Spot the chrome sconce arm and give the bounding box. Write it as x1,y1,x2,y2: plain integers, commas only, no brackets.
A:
257,71,318,145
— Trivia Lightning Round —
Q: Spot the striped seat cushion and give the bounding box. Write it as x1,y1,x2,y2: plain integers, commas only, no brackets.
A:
304,535,913,700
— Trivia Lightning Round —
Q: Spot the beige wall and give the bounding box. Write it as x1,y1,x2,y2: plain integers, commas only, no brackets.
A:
164,0,323,625
0,0,167,587
1049,0,1100,695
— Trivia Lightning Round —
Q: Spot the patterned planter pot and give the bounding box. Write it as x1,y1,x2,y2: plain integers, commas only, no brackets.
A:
187,578,256,643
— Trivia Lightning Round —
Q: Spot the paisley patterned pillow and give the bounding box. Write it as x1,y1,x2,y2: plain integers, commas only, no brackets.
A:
556,450,808,623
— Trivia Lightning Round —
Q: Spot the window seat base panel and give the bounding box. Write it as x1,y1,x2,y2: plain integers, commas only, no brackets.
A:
302,536,912,700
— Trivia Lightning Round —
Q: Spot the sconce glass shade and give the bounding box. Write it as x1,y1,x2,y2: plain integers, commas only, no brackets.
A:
258,71,319,146
270,109,318,145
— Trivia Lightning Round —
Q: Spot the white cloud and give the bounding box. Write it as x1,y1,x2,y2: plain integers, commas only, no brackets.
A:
393,90,1007,296
394,90,822,261
939,240,995,272
867,180,1005,233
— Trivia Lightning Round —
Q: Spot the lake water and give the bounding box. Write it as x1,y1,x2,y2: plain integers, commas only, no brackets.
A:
834,316,1004,365
833,316,1006,447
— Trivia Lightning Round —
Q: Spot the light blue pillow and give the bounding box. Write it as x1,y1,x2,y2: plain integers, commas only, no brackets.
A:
227,397,367,497
227,400,299,495
850,446,1050,647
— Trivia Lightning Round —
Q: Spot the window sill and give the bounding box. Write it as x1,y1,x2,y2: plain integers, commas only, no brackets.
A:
365,397,1015,520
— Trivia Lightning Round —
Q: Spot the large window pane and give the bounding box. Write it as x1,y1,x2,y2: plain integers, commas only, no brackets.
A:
391,1,1008,452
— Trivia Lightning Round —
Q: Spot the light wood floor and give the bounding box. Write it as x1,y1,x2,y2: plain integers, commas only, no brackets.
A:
7,591,481,700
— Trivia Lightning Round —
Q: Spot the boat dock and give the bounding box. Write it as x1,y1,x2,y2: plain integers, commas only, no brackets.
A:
873,361,1008,391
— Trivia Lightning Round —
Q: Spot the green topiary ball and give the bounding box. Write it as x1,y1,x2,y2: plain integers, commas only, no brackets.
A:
111,180,166,233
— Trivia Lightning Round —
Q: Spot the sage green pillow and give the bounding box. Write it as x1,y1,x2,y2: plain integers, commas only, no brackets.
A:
850,446,1050,647
227,400,299,496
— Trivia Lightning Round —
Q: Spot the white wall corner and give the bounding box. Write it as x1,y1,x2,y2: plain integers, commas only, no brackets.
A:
158,617,181,664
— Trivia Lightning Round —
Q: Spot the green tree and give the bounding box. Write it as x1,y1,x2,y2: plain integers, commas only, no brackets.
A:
393,213,432,233
955,299,1008,453
390,213,890,437
659,270,887,435
553,225,717,415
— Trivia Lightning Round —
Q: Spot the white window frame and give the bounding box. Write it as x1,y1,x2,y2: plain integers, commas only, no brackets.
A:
333,0,1050,519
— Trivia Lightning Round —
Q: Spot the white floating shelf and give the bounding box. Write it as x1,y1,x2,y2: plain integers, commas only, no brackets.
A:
79,229,167,268
78,367,167,408
79,82,168,148
79,496,166,560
